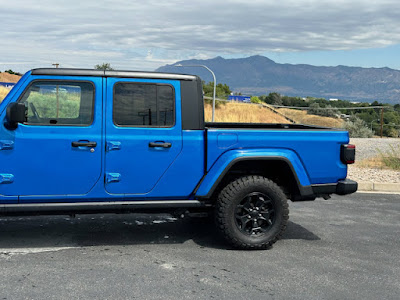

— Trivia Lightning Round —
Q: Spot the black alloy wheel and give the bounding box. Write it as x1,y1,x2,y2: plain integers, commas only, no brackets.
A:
234,192,276,236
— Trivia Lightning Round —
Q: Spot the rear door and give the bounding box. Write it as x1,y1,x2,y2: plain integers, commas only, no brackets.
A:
105,78,182,195
0,77,103,200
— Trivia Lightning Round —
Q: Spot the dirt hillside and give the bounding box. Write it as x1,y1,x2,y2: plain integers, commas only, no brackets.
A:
0,72,21,83
205,102,291,123
278,108,343,128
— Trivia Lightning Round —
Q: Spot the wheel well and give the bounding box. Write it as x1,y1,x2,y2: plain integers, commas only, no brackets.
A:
209,159,301,201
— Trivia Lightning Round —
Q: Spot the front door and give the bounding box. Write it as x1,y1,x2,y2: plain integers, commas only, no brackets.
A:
105,78,182,195
0,77,102,201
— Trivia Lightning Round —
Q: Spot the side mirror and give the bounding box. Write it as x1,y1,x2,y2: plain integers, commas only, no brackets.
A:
5,102,27,130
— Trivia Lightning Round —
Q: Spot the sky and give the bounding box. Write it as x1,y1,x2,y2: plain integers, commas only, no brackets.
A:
1,0,400,73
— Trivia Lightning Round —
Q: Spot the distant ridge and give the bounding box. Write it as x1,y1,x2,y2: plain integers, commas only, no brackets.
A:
156,55,400,104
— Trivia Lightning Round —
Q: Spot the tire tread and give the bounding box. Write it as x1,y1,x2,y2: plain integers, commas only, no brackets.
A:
215,175,289,250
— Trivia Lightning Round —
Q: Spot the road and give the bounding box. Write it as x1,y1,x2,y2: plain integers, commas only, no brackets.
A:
0,193,399,300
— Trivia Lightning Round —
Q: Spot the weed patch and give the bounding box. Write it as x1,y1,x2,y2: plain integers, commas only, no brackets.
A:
379,145,400,170
357,144,400,171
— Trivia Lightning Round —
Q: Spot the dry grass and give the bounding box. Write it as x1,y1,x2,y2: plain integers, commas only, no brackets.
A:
205,102,291,123
356,156,400,170
277,108,344,128
356,145,400,171
0,86,10,102
355,156,386,169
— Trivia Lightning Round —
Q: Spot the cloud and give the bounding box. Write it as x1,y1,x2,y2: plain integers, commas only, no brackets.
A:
1,0,400,71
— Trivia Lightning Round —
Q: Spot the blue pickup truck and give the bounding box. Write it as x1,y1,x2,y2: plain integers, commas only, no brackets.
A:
0,68,357,249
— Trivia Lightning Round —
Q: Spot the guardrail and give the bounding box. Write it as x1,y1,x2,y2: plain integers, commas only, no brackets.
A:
0,82,16,89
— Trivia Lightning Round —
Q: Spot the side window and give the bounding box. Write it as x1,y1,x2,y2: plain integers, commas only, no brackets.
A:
18,81,94,126
113,83,174,127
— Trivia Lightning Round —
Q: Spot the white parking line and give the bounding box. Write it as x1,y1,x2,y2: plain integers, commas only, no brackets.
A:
0,247,76,258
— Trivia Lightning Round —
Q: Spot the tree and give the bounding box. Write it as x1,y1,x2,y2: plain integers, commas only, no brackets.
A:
371,100,383,106
308,103,338,118
4,69,22,76
202,81,231,99
269,93,282,105
94,63,114,70
308,102,321,115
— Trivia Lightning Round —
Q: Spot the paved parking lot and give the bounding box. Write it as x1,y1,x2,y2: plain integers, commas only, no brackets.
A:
0,192,399,300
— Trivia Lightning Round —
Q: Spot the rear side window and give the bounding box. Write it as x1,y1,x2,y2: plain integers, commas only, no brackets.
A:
113,83,174,127
19,81,94,126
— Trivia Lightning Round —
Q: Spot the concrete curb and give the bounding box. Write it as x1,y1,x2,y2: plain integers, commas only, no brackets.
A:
358,182,400,193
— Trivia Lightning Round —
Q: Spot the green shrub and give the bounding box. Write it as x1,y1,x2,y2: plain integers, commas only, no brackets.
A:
204,97,226,109
343,117,374,138
379,145,400,170
386,127,400,138
251,96,262,104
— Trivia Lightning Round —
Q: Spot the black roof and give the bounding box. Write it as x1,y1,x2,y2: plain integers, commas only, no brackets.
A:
31,68,198,81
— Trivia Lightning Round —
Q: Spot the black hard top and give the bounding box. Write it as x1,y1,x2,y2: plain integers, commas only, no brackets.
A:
31,68,198,81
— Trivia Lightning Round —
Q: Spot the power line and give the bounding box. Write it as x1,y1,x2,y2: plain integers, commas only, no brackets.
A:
269,105,392,110
204,96,393,110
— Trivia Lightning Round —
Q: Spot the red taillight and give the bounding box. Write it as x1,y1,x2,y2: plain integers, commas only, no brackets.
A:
341,144,356,164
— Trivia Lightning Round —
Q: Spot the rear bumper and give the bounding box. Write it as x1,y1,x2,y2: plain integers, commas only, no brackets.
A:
312,179,358,196
296,179,358,201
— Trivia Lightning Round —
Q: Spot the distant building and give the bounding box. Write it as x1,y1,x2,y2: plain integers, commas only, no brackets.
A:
0,82,16,89
329,98,339,101
228,95,251,103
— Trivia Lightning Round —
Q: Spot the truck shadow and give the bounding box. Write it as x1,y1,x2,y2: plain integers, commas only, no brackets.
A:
0,214,319,251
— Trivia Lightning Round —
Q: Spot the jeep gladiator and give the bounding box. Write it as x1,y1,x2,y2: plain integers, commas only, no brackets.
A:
0,68,357,249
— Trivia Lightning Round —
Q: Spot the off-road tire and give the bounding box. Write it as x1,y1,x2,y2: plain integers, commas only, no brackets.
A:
215,175,289,249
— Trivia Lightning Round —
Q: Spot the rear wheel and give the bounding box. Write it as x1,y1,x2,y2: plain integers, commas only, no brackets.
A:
215,175,289,249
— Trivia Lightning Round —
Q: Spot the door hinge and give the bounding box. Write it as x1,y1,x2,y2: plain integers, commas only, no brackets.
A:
0,140,14,150
105,172,121,183
0,174,14,184
106,141,121,152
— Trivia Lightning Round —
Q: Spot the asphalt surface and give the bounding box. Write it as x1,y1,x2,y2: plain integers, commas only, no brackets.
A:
0,193,399,300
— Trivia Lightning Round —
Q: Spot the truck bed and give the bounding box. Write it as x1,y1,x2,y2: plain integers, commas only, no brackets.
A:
205,124,349,186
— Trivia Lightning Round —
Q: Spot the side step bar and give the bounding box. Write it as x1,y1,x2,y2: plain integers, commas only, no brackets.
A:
0,200,205,216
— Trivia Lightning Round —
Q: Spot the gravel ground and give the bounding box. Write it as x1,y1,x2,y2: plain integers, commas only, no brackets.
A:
348,138,400,183
350,138,400,160
348,166,400,183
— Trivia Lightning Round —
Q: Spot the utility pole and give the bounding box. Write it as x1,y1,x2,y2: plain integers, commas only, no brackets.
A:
380,107,384,138
52,63,60,117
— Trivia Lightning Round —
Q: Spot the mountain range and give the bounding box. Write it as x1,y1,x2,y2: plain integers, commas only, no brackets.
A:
156,55,400,104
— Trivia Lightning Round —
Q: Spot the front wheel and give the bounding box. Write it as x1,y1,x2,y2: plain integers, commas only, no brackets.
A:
215,176,289,249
